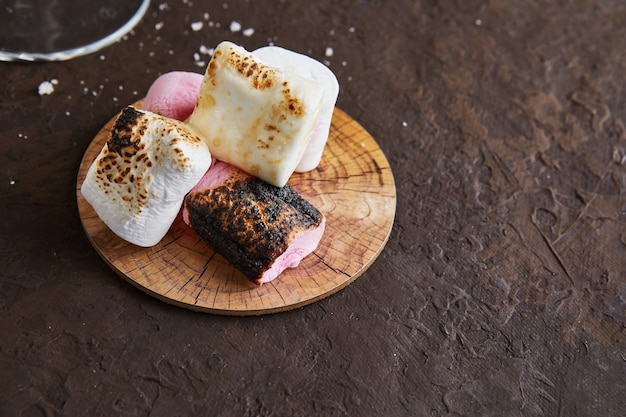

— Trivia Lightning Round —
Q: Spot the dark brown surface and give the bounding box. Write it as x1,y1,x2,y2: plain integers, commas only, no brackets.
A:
1,0,624,416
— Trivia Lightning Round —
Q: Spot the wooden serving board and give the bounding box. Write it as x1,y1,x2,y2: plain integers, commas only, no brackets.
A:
76,104,396,315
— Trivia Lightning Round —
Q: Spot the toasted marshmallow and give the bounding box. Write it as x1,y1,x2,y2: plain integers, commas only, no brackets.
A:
81,106,212,247
253,45,339,172
187,41,324,187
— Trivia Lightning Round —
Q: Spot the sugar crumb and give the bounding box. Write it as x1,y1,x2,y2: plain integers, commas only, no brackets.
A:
155,21,164,30
243,27,255,37
199,45,213,55
38,80,56,95
229,21,242,32
325,47,334,57
191,21,203,31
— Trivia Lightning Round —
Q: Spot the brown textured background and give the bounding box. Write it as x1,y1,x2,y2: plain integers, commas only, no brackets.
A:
1,0,625,416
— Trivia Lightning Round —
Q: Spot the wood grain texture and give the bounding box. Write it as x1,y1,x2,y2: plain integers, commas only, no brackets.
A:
76,105,396,315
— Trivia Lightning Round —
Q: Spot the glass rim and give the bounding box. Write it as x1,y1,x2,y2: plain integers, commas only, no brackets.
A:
0,0,151,62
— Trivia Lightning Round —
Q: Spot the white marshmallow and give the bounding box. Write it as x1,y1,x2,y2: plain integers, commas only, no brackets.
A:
81,106,212,247
253,45,339,172
188,41,324,187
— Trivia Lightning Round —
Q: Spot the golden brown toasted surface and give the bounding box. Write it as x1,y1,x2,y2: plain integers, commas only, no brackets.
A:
91,105,207,216
188,41,324,187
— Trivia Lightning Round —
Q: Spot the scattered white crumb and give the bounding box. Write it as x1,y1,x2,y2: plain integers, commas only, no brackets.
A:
199,45,213,55
9,179,15,185
191,21,203,31
243,27,255,37
349,26,356,33
342,61,347,66
158,2,168,11
329,29,335,36
155,21,164,30
229,21,242,32
38,80,56,95
325,47,334,57
99,55,105,60
51,79,58,85
203,12,209,20
65,111,70,116
402,121,408,127
475,18,482,26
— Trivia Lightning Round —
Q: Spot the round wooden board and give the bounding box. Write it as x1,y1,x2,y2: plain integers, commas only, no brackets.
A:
76,104,396,315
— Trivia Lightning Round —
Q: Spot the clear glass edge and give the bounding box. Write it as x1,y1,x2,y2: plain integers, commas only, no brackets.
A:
0,0,151,62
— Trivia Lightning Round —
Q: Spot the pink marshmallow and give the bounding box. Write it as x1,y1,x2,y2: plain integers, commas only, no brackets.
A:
142,71,203,121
